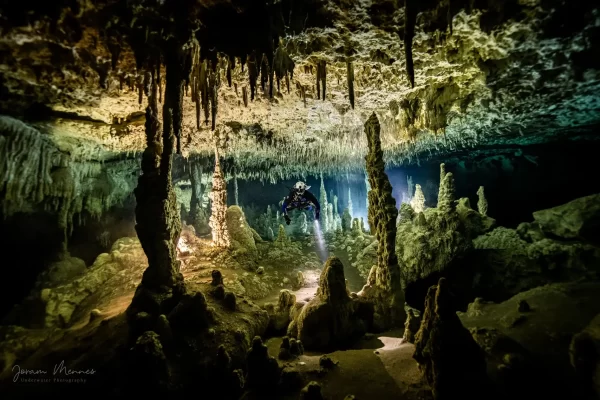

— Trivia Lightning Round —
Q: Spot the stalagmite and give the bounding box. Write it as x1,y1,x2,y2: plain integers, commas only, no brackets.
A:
347,60,355,109
209,149,230,247
234,169,239,206
404,0,418,88
437,172,456,211
242,86,248,107
347,188,353,217
477,186,488,216
319,176,329,232
410,184,425,213
413,278,489,399
359,112,405,326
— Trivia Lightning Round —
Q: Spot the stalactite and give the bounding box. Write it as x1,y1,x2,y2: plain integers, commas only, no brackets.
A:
174,79,183,154
190,42,201,130
316,62,321,100
226,62,232,87
242,86,248,107
209,149,230,247
404,0,418,88
347,60,355,109
320,60,327,100
248,51,258,101
157,60,162,103
200,60,210,125
260,53,269,92
208,63,219,131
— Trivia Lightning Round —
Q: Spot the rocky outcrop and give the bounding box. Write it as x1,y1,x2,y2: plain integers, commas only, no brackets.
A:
570,313,600,398
288,257,372,350
471,213,600,302
533,194,600,244
396,192,495,309
413,278,489,399
265,289,296,335
3,237,147,328
459,282,600,400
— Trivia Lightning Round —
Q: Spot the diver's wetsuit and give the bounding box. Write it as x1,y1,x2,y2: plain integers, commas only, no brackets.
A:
281,189,321,223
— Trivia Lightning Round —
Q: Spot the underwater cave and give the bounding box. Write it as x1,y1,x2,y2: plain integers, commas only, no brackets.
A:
1,0,600,399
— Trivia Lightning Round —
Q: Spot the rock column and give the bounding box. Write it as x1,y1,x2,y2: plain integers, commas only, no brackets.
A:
209,150,230,247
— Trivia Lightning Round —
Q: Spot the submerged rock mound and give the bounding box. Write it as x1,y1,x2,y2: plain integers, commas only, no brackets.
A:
460,281,600,400
287,256,372,351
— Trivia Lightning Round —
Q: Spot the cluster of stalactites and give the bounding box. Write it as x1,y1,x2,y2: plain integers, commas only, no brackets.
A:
246,44,294,102
189,40,221,132
209,152,231,247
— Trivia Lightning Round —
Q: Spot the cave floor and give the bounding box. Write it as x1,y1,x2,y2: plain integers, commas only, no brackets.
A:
262,330,430,400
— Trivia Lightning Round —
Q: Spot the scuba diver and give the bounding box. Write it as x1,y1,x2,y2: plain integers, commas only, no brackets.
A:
281,181,321,225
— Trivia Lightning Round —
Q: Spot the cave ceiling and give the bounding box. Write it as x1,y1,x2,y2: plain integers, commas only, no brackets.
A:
1,0,599,179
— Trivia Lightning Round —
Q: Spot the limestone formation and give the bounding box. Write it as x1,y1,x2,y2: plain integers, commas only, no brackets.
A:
246,336,281,392
471,199,600,301
127,58,186,326
402,305,422,344
129,331,170,393
533,193,600,244
301,381,324,400
189,160,210,235
410,184,425,213
209,152,230,247
570,313,600,398
477,186,488,217
225,205,257,253
398,203,415,224
413,278,489,399
342,207,352,232
360,112,404,326
168,292,214,333
287,257,371,350
437,172,456,211
266,289,297,334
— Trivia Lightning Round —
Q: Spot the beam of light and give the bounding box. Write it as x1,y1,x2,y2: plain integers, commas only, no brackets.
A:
313,220,328,262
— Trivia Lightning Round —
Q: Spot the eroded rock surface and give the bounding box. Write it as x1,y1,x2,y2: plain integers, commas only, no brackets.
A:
288,257,372,350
